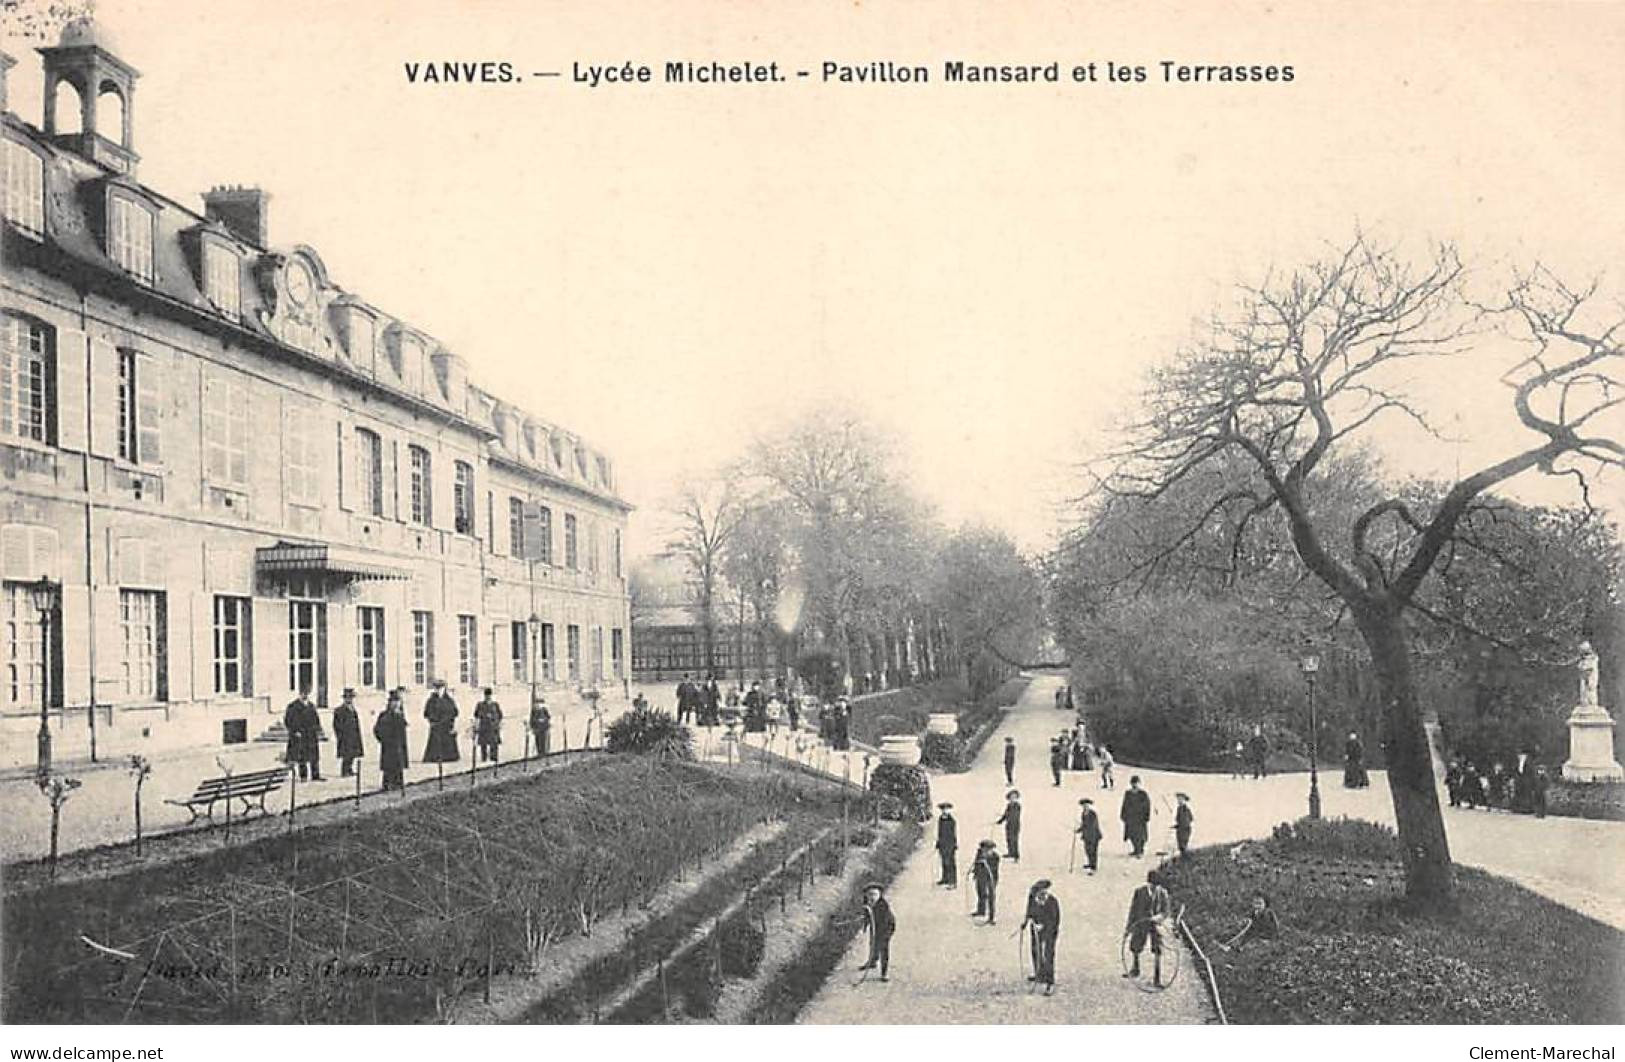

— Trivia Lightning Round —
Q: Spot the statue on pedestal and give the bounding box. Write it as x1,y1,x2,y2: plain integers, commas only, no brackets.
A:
1563,641,1624,783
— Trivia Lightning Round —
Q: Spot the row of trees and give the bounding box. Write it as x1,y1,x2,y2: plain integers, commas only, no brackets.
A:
1058,235,1624,904
652,408,1047,700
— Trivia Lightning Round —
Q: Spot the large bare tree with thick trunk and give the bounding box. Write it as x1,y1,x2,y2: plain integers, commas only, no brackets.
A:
669,478,742,678
1093,237,1623,904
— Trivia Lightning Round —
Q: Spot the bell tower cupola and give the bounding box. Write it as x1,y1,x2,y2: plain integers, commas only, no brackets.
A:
37,18,140,175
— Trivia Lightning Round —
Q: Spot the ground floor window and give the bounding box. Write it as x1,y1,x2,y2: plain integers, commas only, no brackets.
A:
357,606,386,690
412,610,434,686
566,624,581,682
457,614,478,686
3,581,59,712
611,628,624,678
510,621,528,683
539,622,555,681
212,595,251,696
591,626,604,684
288,599,325,698
120,589,165,701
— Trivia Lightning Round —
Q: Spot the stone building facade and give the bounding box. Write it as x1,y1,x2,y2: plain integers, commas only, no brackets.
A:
0,23,632,767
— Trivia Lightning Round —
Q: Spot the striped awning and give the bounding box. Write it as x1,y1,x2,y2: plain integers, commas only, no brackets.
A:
254,541,411,582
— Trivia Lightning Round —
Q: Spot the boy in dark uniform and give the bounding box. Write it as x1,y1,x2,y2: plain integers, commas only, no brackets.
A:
858,882,895,981
1049,739,1065,786
996,789,1022,862
935,803,958,886
1003,737,1017,785
972,840,1001,924
1076,797,1103,872
1021,879,1061,994
1174,792,1194,855
1125,869,1172,986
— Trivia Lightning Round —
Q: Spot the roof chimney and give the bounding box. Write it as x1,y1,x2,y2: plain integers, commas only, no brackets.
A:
202,185,270,247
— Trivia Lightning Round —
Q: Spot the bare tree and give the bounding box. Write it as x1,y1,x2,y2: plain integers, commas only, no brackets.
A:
1092,236,1623,904
669,477,743,678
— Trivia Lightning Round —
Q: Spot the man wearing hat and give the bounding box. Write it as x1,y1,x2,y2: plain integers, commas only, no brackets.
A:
1120,775,1152,857
474,687,503,763
995,789,1022,862
935,803,959,887
1174,792,1195,855
1021,879,1061,994
422,679,461,764
283,684,323,781
858,882,895,981
528,693,551,757
1125,868,1173,986
1049,739,1066,787
1003,736,1017,785
1076,797,1103,872
333,687,363,778
971,841,1001,923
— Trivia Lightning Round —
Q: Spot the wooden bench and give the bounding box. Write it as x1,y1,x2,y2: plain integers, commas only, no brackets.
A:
165,766,290,824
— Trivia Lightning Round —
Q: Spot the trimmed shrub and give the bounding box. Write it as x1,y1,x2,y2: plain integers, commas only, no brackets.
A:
605,707,694,759
920,731,967,771
869,763,932,822
1269,816,1402,862
717,914,766,977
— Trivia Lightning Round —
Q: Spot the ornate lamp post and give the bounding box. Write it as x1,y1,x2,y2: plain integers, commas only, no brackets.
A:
526,612,542,761
1300,651,1322,820
31,576,57,773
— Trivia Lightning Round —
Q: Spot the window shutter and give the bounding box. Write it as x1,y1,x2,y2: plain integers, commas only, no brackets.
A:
434,449,456,530
88,337,119,459
134,348,163,465
190,592,212,699
0,525,31,579
55,327,87,451
336,420,354,512
61,584,90,706
255,597,288,699
389,439,401,521
92,586,121,705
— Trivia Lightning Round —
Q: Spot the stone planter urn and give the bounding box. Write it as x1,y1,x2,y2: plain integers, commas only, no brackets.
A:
879,735,922,766
926,713,959,736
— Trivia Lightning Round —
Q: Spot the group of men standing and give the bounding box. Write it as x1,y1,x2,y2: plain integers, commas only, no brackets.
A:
281,682,557,792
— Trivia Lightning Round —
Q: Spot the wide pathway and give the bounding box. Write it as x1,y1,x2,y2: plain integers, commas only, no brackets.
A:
802,675,1213,1024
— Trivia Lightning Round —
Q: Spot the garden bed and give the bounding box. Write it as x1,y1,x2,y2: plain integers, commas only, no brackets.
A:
1160,817,1625,1024
1546,778,1625,822
2,757,856,1024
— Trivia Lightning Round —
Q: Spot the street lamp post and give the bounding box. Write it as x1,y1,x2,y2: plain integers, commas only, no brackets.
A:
31,576,57,773
527,613,541,764
1300,652,1322,820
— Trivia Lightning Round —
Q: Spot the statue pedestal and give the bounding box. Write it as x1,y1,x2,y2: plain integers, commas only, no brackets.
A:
1562,704,1624,783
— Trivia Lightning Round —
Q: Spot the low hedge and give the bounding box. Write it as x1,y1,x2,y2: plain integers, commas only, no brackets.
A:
920,732,966,771
1546,779,1625,822
1163,817,1625,1024
869,763,932,822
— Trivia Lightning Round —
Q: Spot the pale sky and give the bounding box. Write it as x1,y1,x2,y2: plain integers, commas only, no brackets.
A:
6,0,1623,557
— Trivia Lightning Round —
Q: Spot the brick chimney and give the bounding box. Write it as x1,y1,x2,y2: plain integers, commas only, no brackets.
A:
202,185,270,247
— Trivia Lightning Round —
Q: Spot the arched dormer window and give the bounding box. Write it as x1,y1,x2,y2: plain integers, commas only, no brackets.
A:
201,236,241,319
107,190,154,283
1,137,46,239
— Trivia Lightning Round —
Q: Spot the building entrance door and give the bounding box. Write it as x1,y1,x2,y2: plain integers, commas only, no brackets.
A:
288,600,329,707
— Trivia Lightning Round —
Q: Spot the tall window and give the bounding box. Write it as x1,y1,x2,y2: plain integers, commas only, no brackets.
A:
564,514,578,570
613,529,623,578
355,427,383,517
510,621,528,682
1,314,51,444
509,497,525,558
117,349,137,462
611,628,625,679
457,614,478,685
284,404,322,506
202,374,249,487
537,506,553,565
119,589,165,701
586,520,600,575
357,606,385,690
2,139,45,238
453,460,474,535
212,595,251,695
538,622,555,681
3,581,57,711
203,241,240,317
566,624,581,682
408,445,432,525
412,610,434,686
591,626,604,682
109,196,154,283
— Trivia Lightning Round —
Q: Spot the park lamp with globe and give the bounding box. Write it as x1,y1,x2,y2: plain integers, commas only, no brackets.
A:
31,576,57,772
1300,650,1322,820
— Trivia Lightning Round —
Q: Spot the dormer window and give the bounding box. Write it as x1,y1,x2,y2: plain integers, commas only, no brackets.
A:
108,194,154,283
202,239,240,318
1,138,45,239
574,445,588,479
549,435,564,469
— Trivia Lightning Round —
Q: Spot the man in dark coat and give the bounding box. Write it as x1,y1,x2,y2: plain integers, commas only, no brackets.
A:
703,677,721,726
333,687,363,777
529,695,552,756
1247,727,1270,779
1003,737,1017,785
1049,739,1066,787
1076,798,1103,872
1120,775,1152,857
422,680,461,764
474,688,503,762
972,841,1000,923
675,674,695,724
1445,758,1464,807
996,790,1022,862
374,690,409,791
1021,879,1061,993
1343,732,1368,788
283,686,322,781
743,681,766,733
935,803,959,886
858,882,895,980
1125,869,1173,985
1174,792,1194,855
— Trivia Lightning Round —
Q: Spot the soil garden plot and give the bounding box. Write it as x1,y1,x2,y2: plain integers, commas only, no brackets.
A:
2,757,856,1024
1162,817,1625,1024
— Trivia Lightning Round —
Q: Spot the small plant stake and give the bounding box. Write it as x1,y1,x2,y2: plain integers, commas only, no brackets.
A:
35,768,82,878
128,755,151,856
